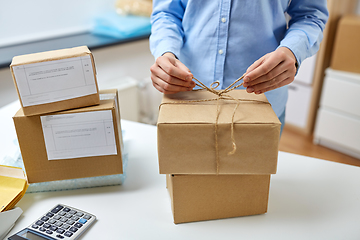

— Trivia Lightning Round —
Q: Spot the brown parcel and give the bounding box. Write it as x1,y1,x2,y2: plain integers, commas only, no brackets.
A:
166,174,271,224
10,46,100,116
158,90,281,174
13,89,122,184
331,15,360,74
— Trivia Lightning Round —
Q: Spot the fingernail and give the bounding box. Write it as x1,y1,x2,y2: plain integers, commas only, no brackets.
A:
244,76,250,82
247,87,254,93
255,91,262,94
186,76,192,81
243,82,248,87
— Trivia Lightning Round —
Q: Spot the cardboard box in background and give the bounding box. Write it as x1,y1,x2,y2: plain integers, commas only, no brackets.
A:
331,15,360,74
10,46,100,116
13,89,123,183
157,90,281,174
166,174,271,224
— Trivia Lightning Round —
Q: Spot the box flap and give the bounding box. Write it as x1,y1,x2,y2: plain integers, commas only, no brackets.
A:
10,46,91,66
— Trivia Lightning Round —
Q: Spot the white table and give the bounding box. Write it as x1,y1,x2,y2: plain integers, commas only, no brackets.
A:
2,103,360,240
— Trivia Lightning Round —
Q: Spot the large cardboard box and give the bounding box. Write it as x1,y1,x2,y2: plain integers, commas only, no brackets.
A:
13,89,123,183
157,90,281,174
10,46,100,116
331,15,360,74
166,174,271,224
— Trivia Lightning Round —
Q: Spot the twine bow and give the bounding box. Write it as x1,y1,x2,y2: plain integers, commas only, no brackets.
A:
192,74,245,159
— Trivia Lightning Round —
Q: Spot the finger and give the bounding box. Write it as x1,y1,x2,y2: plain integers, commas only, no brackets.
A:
175,60,193,79
152,81,178,95
247,71,293,94
157,57,192,82
245,54,283,83
245,55,266,75
244,61,289,87
152,74,192,93
154,68,194,88
256,77,294,94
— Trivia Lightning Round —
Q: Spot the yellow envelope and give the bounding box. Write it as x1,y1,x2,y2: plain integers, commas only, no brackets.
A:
0,165,28,212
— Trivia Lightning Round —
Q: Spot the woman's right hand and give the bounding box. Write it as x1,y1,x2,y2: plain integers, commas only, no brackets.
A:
150,52,195,94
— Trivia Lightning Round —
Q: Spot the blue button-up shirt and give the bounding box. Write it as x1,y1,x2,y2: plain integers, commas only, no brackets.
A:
150,0,328,117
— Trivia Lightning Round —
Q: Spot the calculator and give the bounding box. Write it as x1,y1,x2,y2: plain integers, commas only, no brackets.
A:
8,204,96,240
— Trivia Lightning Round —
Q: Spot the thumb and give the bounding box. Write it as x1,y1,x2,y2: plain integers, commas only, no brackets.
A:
176,60,193,81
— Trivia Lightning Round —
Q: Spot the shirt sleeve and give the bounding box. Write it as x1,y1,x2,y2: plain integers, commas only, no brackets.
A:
149,0,186,59
278,0,329,67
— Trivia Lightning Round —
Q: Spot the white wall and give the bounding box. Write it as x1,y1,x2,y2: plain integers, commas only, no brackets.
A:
0,0,115,47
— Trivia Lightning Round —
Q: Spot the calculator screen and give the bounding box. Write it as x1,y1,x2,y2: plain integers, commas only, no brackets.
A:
21,231,48,240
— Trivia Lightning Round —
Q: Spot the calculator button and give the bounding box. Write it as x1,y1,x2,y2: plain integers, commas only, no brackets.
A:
46,212,54,218
41,216,49,222
65,213,72,218
35,220,44,226
56,234,65,239
54,222,63,227
53,215,61,220
51,205,64,214
67,220,75,225
83,215,92,220
69,227,78,233
58,211,66,216
69,210,77,215
64,231,73,237
63,207,71,212
56,229,65,234
46,230,53,234
75,212,84,217
78,218,87,224
62,224,70,229
32,224,39,229
48,219,56,224
39,227,46,232
71,216,79,221
74,223,83,228
60,217,68,222
43,223,51,228
49,226,58,231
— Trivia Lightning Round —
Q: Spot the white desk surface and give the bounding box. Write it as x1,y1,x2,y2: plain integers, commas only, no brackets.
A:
2,102,360,240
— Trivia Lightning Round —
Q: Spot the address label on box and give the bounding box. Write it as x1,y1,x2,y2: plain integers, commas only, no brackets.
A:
41,110,117,160
13,55,97,107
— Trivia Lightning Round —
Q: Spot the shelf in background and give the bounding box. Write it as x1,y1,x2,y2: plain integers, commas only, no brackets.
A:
0,32,150,69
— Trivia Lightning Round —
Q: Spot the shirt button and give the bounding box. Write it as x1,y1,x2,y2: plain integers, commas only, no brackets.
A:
218,49,224,55
221,18,226,23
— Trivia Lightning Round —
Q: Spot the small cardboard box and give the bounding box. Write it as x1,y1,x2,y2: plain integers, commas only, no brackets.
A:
13,89,123,183
157,90,281,174
331,15,360,74
10,46,100,116
166,174,271,224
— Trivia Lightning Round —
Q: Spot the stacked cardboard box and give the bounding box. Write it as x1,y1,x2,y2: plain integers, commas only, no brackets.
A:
157,90,281,223
10,46,124,184
331,15,360,74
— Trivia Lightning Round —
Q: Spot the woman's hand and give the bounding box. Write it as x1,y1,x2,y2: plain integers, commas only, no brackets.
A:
243,47,297,94
150,52,195,94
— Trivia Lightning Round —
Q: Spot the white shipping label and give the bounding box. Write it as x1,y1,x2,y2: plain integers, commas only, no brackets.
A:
13,55,97,107
41,110,117,160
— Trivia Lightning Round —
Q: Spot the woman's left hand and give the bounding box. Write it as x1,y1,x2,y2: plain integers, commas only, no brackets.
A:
243,47,297,94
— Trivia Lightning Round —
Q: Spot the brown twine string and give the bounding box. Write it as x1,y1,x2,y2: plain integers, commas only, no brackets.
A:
159,74,270,174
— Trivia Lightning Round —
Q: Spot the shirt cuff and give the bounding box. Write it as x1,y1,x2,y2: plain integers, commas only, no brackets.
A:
278,29,310,70
151,42,181,60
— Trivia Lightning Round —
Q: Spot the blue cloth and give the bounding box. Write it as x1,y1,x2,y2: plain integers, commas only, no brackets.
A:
149,0,328,118
92,11,151,39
